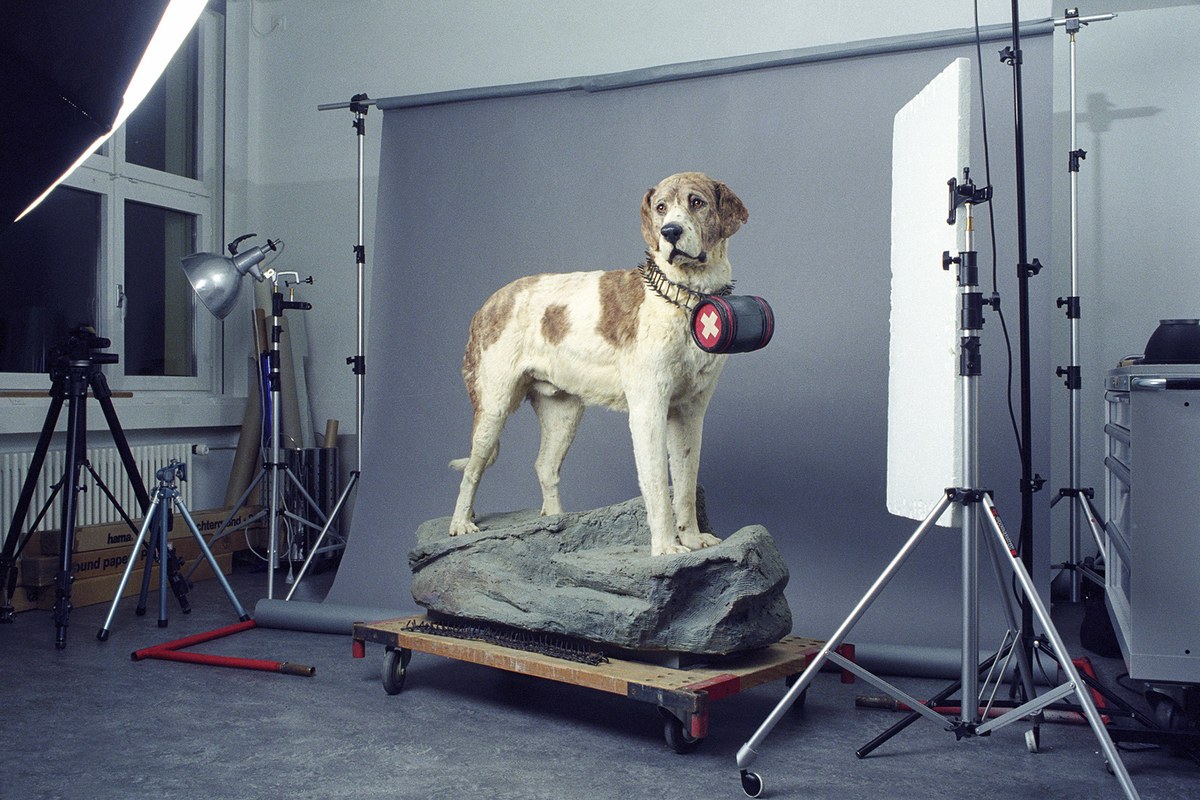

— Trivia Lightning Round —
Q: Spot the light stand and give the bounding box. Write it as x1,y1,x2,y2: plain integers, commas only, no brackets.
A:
733,175,1139,800
182,236,344,599
264,274,315,598
284,92,373,600
1049,8,1116,602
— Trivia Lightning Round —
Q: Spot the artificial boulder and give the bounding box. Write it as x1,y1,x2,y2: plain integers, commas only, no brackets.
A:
408,496,792,656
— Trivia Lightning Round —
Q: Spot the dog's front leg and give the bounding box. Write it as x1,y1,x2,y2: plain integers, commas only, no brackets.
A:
628,396,688,556
668,401,722,551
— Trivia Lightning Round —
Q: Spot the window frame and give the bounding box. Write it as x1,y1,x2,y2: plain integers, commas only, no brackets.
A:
0,8,226,396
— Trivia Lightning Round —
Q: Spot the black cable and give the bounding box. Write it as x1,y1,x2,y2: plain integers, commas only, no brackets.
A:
974,0,1024,460
975,1,1029,610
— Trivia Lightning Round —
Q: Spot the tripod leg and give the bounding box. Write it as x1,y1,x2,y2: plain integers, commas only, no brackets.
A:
978,494,1141,800
736,493,954,776
981,522,1037,704
164,543,192,614
158,497,170,627
856,644,1013,758
182,470,265,582
54,374,90,650
284,470,358,600
1,394,65,620
90,370,151,511
135,513,157,617
97,493,162,641
1076,492,1107,556
175,498,251,621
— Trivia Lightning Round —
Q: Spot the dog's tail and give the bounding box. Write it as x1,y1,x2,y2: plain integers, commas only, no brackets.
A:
448,447,498,472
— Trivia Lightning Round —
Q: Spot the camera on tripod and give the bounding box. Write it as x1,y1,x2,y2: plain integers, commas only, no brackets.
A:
155,460,187,485
50,325,120,369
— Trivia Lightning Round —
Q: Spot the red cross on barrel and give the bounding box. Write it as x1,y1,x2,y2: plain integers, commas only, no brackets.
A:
689,294,774,354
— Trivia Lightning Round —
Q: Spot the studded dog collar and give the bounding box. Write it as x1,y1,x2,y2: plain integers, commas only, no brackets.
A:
637,254,733,313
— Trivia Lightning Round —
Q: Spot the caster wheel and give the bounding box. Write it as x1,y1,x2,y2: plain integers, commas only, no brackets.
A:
1148,690,1191,756
1025,728,1039,753
660,709,702,754
740,769,764,798
1151,694,1183,730
381,647,411,695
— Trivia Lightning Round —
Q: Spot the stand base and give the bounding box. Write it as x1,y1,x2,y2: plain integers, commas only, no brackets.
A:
734,490,1141,800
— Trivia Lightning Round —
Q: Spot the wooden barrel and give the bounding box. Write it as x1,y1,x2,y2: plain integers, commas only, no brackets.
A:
690,295,774,354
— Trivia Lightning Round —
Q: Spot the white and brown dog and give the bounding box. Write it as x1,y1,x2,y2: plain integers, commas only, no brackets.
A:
449,172,749,555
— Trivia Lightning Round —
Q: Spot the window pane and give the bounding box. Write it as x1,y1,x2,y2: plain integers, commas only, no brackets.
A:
0,187,101,373
125,28,199,179
124,201,197,377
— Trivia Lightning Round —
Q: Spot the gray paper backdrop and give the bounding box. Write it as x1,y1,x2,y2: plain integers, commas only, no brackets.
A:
326,31,1054,651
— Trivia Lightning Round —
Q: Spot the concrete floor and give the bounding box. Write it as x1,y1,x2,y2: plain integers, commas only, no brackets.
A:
1,558,1197,800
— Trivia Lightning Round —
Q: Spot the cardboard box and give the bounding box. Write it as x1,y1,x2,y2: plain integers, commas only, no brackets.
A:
36,551,234,611
30,506,263,556
20,531,243,587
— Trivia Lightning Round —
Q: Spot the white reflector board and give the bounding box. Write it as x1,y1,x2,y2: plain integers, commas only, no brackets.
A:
886,58,971,526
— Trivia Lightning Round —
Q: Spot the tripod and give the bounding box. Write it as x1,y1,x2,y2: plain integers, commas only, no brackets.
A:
0,328,156,649
1050,8,1117,602
734,176,1139,800
97,460,249,639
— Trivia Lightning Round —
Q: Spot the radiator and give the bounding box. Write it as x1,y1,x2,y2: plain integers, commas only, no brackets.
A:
1,444,193,532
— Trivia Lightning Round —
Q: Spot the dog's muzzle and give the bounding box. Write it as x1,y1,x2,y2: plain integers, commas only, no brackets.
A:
668,247,707,264
660,222,706,264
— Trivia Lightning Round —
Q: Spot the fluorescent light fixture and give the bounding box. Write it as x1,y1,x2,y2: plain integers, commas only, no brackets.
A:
15,0,209,222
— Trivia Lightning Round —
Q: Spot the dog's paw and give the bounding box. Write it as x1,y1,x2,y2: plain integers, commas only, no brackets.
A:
652,541,692,556
448,518,479,537
679,531,721,551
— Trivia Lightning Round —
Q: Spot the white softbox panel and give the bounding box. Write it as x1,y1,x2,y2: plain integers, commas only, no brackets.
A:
886,58,971,526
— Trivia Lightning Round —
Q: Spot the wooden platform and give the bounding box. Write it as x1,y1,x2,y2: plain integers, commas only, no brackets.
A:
352,615,826,752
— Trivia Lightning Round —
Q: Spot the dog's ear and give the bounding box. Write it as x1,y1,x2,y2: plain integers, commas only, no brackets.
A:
714,181,749,239
641,186,659,249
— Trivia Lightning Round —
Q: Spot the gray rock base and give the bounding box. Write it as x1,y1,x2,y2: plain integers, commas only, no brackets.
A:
409,496,792,656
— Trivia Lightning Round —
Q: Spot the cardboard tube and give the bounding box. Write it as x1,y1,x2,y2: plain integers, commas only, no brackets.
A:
277,314,305,449
225,311,266,508
323,419,340,447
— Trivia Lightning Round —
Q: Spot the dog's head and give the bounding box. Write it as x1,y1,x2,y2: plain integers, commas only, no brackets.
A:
641,172,748,270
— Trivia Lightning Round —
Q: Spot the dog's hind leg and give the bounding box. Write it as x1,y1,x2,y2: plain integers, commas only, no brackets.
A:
529,389,584,516
449,408,509,537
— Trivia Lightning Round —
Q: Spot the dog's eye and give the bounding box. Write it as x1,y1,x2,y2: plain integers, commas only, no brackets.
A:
655,202,667,214
689,196,707,210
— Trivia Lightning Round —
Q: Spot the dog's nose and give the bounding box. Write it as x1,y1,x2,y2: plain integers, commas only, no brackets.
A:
660,222,683,244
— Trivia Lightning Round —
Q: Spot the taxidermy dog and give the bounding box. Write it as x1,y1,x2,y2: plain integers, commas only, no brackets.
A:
448,172,749,556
